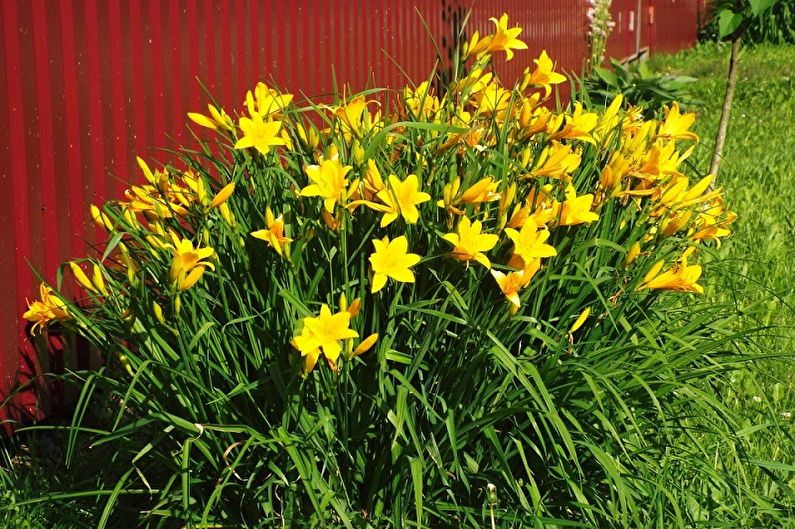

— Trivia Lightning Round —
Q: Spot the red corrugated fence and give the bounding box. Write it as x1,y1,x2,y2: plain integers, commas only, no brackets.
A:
0,0,697,422
607,0,700,61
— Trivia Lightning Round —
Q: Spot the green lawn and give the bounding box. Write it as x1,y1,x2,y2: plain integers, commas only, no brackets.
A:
652,42,795,518
650,43,795,328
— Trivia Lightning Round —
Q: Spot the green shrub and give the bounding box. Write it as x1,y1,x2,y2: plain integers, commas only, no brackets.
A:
576,59,699,118
700,0,795,44
17,14,779,529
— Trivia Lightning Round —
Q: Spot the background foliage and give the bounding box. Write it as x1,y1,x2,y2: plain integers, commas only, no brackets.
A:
700,0,795,44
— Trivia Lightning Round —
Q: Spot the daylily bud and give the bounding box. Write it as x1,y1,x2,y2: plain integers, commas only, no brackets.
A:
117,353,134,377
122,207,139,229
520,147,532,168
92,264,108,296
322,210,340,231
568,308,590,334
625,242,641,265
347,297,361,317
120,308,135,323
152,301,166,325
90,204,113,231
352,333,379,357
187,111,217,130
297,121,319,151
499,183,516,216
209,182,236,210
69,262,95,293
352,141,365,166
219,202,237,228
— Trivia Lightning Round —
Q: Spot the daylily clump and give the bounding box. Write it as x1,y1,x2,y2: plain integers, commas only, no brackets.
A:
25,12,733,375
20,13,743,528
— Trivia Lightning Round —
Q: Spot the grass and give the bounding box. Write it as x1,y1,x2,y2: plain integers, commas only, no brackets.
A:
0,432,94,528
651,42,795,520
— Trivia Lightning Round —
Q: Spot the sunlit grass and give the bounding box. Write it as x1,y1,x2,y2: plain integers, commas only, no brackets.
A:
652,42,795,521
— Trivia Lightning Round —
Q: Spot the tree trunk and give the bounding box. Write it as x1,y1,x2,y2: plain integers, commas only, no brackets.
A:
710,37,742,179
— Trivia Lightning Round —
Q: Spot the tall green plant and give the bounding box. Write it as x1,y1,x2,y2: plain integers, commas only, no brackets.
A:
577,58,698,118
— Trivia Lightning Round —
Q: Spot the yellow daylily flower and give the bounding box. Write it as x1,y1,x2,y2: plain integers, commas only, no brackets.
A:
404,81,439,119
637,248,703,294
121,185,188,219
23,283,71,334
244,81,293,118
491,259,539,314
600,152,630,193
690,200,736,244
483,13,528,61
522,50,567,96
459,176,501,205
657,102,698,141
548,103,598,145
438,176,500,215
559,186,599,226
376,174,431,227
442,216,499,268
169,237,215,291
527,184,562,226
475,82,512,115
234,114,285,155
518,95,551,135
362,159,385,200
292,304,359,373
462,30,490,59
504,218,557,267
530,142,581,180
660,210,693,237
301,158,353,213
251,207,292,256
454,67,493,98
333,96,378,140
594,94,624,141
491,269,525,310
368,235,422,293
